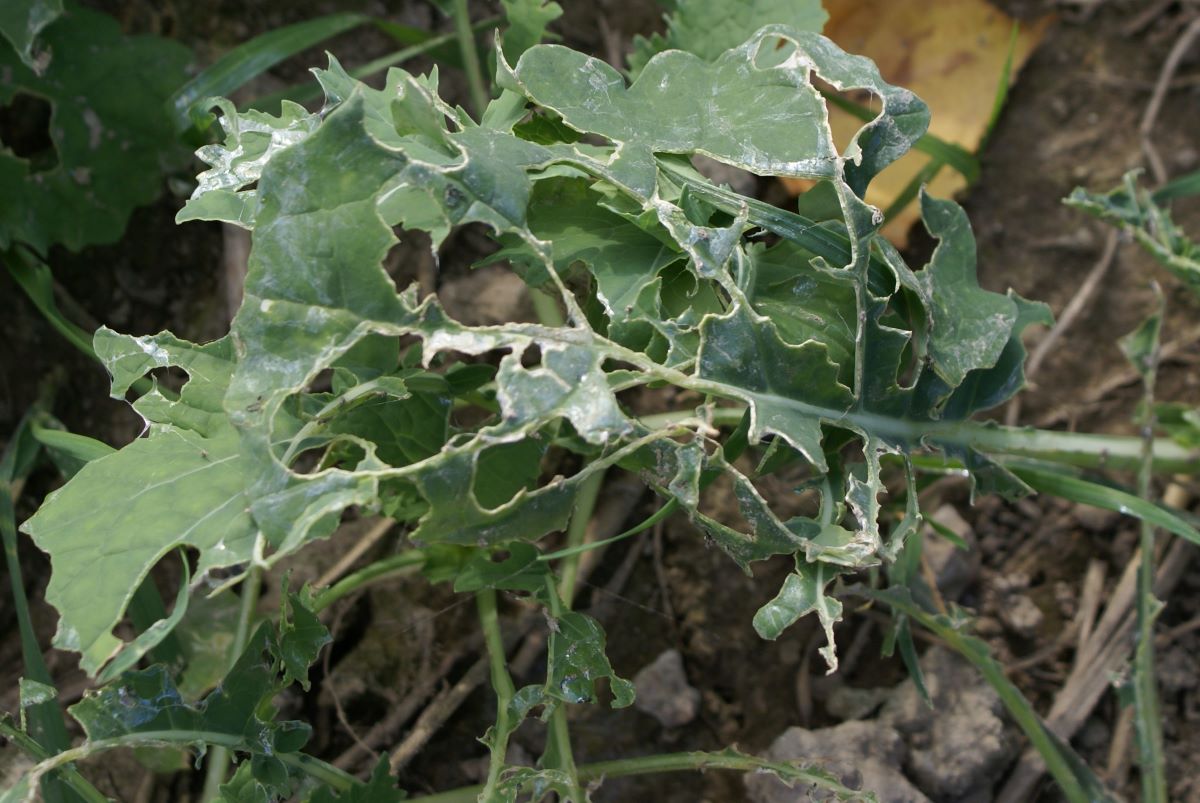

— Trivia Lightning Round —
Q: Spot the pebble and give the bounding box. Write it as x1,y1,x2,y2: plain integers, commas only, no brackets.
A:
744,721,930,803
1000,593,1044,639
923,504,980,602
881,647,1015,799
632,649,701,728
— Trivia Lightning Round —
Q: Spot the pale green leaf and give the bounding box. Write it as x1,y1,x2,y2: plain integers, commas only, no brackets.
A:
628,0,827,76
500,0,562,62
23,426,255,675
915,192,1017,387
753,560,843,672
23,329,256,676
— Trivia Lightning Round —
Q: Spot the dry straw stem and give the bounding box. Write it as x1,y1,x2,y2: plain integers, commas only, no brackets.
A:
1140,13,1200,184
997,508,1193,802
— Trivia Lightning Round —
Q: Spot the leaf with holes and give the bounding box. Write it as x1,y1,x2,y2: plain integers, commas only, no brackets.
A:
0,5,189,253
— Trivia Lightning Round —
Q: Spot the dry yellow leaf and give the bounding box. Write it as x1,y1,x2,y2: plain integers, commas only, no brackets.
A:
783,0,1052,244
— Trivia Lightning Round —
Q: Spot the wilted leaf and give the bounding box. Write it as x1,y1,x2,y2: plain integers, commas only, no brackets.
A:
30,25,1044,680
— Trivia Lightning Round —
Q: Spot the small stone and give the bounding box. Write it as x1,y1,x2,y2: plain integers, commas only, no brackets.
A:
922,504,980,601
1000,593,1044,639
824,684,892,721
633,649,701,728
744,721,929,803
881,647,1015,798
1172,146,1198,172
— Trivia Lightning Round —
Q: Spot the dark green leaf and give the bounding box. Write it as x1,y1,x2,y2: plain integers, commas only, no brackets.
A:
0,0,62,70
0,5,189,253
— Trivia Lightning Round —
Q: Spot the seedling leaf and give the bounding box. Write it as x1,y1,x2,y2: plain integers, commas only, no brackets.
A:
1067,170,1200,298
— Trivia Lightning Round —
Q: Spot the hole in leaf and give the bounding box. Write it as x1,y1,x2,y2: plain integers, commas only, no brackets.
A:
0,92,58,172
146,366,189,395
690,154,759,197
384,226,436,295
812,78,884,157
520,342,543,369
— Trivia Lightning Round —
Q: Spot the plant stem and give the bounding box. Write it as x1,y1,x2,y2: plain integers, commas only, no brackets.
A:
557,469,604,605
1132,320,1167,802
411,748,865,802
277,751,357,791
200,566,263,802
477,588,516,800
543,577,585,801
636,407,1199,474
0,719,109,803
451,0,489,118
17,726,354,797
312,550,425,612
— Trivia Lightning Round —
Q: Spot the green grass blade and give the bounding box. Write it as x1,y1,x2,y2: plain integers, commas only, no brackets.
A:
868,587,1116,803
4,250,96,359
248,17,498,114
1151,168,1200,203
168,12,371,132
1123,301,1168,802
29,420,114,479
982,22,1020,148
820,90,980,183
1009,464,1200,547
883,158,944,223
1,417,80,803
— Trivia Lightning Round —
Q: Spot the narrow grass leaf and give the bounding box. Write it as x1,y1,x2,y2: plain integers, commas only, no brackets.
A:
167,12,369,132
1010,464,1200,547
